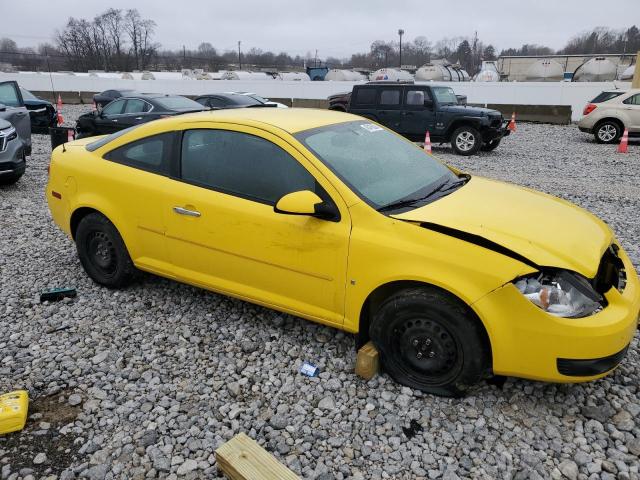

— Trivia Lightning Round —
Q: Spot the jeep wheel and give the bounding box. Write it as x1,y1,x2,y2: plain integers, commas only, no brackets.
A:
481,139,501,152
369,287,490,397
451,126,482,156
594,120,622,144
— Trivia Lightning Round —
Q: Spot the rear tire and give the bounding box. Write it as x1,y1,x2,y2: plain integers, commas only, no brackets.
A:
75,213,135,288
370,287,490,397
481,139,501,151
451,126,482,156
594,120,622,144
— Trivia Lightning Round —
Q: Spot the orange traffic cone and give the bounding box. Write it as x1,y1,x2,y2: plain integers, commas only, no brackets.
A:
507,112,516,132
424,130,432,154
617,128,629,153
56,94,64,126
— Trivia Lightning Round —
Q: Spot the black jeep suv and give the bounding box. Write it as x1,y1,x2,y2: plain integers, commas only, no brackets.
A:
329,82,509,155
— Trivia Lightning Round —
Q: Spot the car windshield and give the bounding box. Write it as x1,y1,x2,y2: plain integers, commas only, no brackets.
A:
432,87,458,105
297,121,457,209
20,88,38,100
155,96,204,111
85,125,142,152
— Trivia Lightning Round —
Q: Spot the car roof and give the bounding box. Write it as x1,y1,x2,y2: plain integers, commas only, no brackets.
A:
160,108,361,134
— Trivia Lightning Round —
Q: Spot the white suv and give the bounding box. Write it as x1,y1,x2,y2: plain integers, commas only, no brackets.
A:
578,89,640,143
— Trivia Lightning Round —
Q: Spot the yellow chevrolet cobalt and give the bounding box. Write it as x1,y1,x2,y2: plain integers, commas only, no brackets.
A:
47,109,639,397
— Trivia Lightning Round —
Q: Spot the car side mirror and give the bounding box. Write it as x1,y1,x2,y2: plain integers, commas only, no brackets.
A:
0,103,6,112
275,190,323,216
274,190,338,221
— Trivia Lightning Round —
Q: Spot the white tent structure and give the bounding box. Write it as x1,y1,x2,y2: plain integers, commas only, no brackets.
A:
324,69,367,81
221,71,275,81
572,57,617,82
275,72,311,81
369,68,413,82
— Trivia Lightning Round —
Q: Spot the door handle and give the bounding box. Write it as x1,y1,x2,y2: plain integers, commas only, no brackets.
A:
173,206,201,217
135,117,143,120
112,119,118,122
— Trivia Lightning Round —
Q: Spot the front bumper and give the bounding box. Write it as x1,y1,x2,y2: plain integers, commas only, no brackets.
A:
473,247,640,382
0,142,25,178
481,121,511,142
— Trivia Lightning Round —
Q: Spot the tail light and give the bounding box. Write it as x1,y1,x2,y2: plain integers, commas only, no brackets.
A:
583,103,597,116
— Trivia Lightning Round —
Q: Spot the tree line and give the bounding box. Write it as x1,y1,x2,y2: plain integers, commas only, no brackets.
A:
0,10,638,75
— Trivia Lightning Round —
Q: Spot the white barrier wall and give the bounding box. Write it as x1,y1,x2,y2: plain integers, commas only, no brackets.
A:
1,72,631,121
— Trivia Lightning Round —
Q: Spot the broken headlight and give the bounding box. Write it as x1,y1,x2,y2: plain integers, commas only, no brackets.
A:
514,270,603,318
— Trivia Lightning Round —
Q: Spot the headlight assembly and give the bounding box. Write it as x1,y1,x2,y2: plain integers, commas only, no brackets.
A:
514,270,603,318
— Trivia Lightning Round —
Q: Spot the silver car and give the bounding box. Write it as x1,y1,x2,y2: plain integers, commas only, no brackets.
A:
578,88,640,144
0,80,31,185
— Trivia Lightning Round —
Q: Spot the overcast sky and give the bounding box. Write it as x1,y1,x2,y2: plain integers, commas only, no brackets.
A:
3,0,637,58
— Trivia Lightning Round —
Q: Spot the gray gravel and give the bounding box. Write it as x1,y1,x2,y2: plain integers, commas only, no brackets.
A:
1,104,639,480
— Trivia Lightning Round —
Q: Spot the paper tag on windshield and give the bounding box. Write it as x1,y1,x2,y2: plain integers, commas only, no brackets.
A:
360,123,383,132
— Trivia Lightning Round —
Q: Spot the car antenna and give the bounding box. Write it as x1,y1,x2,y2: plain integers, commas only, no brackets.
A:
44,47,57,106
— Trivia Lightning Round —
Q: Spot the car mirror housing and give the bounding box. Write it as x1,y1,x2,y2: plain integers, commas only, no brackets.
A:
424,99,434,108
0,103,6,112
274,190,323,216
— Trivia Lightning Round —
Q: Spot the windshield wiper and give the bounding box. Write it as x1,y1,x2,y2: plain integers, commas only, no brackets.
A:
377,175,470,213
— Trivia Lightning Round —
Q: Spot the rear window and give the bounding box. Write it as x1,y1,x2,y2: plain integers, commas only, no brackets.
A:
591,92,624,103
353,88,376,106
155,96,204,111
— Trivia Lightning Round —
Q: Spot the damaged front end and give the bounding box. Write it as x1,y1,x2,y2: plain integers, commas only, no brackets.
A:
513,244,626,319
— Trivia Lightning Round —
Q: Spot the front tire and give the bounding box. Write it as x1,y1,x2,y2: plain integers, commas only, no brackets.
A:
594,120,622,144
75,213,135,288
451,126,482,156
481,139,501,151
370,287,490,397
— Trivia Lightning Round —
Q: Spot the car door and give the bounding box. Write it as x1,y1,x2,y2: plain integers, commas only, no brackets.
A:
116,99,154,129
163,124,351,325
0,81,31,151
400,87,436,139
94,99,127,134
622,93,640,132
375,87,403,132
98,132,176,270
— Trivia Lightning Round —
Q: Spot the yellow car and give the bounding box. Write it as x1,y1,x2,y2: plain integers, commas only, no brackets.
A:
47,109,640,397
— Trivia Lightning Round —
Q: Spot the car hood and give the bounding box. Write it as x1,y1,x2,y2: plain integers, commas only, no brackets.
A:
392,176,612,278
439,105,501,117
0,118,12,130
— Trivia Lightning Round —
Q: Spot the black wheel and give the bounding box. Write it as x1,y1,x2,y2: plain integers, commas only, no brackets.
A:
451,126,482,156
75,213,135,288
594,120,622,144
481,139,501,152
369,287,490,397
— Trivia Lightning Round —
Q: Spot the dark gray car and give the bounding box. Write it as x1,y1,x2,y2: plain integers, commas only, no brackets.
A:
0,81,31,185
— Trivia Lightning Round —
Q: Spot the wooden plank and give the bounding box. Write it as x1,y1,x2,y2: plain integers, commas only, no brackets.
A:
632,52,640,89
216,433,300,480
355,341,380,380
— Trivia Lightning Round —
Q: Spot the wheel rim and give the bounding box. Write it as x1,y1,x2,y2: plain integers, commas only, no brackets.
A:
390,316,463,386
455,131,476,151
598,124,617,142
86,231,117,275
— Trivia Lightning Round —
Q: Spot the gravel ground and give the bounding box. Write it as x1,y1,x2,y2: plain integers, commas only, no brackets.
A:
1,104,639,480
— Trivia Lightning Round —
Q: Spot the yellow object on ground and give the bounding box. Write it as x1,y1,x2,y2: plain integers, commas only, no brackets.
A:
0,390,28,435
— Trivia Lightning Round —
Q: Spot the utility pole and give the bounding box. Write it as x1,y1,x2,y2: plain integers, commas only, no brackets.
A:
398,29,404,69
315,49,318,68
238,41,242,70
